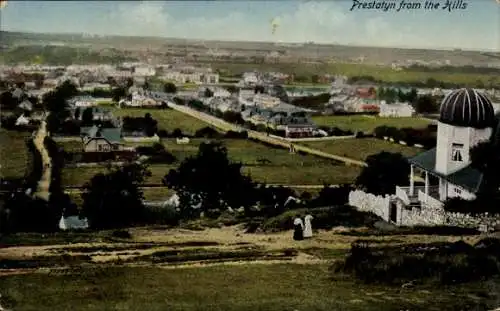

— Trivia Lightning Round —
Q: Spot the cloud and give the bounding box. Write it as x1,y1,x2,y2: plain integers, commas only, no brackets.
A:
3,1,497,51
103,2,362,43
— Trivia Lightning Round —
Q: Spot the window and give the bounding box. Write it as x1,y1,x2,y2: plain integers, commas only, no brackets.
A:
454,187,462,195
451,143,464,162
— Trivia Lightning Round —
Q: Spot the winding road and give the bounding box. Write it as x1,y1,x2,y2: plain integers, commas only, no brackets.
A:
32,114,52,201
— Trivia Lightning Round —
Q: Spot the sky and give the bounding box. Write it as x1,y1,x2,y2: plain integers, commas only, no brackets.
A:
1,0,499,51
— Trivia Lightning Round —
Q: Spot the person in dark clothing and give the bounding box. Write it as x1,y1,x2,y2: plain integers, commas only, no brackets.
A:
293,216,304,241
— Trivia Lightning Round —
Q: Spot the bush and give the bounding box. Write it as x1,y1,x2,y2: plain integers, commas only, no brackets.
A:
171,128,183,138
224,130,248,139
373,125,436,148
311,184,353,207
260,205,381,232
111,229,132,239
157,129,169,138
194,126,222,139
135,144,177,164
334,239,500,285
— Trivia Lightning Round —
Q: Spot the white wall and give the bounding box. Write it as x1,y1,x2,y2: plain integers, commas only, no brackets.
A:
348,190,391,222
446,183,476,200
435,122,492,175
349,189,500,231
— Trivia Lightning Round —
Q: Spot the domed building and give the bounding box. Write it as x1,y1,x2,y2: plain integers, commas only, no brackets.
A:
390,88,497,225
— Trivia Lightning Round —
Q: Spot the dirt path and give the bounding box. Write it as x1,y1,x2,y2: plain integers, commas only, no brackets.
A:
32,117,52,201
0,225,480,278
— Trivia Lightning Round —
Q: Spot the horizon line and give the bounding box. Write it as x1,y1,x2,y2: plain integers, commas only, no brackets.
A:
3,30,500,54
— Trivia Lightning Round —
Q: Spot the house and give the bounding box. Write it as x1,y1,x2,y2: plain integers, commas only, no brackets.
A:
253,94,281,108
268,112,317,138
379,101,415,117
12,88,25,100
130,92,160,107
81,125,124,152
15,114,30,126
73,107,115,122
389,88,496,224
18,99,33,112
68,96,97,108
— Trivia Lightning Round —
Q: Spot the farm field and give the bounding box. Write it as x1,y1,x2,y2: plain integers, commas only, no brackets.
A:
110,108,213,135
212,62,500,86
312,115,433,133
0,129,31,179
60,138,361,187
302,138,421,161
0,226,495,311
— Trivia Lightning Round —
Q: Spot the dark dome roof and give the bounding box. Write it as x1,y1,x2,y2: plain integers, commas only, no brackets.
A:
439,88,495,129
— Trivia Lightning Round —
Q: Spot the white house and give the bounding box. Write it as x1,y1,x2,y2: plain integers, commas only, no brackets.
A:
15,114,31,126
379,101,415,117
134,66,156,77
69,96,98,108
242,72,259,86
391,88,496,223
253,94,281,109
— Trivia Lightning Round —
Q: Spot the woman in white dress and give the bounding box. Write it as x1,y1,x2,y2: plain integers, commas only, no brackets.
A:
303,214,314,238
293,217,304,241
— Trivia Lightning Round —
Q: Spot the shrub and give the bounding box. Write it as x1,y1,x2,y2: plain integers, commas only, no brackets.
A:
260,205,380,232
171,128,183,138
195,126,222,138
224,130,248,139
111,229,132,239
157,129,169,138
334,239,500,285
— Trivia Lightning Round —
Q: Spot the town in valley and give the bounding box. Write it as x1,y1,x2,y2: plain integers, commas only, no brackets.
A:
1,1,500,310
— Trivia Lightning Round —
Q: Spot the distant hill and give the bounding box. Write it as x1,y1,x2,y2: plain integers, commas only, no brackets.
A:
1,30,500,67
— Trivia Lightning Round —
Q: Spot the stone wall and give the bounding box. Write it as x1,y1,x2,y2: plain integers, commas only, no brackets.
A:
400,204,445,226
349,190,500,231
445,212,500,231
348,190,391,222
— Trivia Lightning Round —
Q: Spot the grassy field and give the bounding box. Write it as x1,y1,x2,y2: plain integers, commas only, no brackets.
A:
303,138,421,161
60,138,361,187
0,129,30,179
312,115,433,133
0,225,495,311
2,264,496,311
212,62,500,86
111,108,212,135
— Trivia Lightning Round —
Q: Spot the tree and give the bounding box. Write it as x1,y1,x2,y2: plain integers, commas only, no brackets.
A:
56,80,78,99
414,95,438,114
163,142,256,218
126,77,134,88
0,91,17,109
33,73,45,89
111,87,127,103
254,85,265,94
107,76,117,87
163,82,177,94
355,152,409,195
470,137,500,198
204,88,214,98
143,113,158,137
81,163,151,229
81,107,94,126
